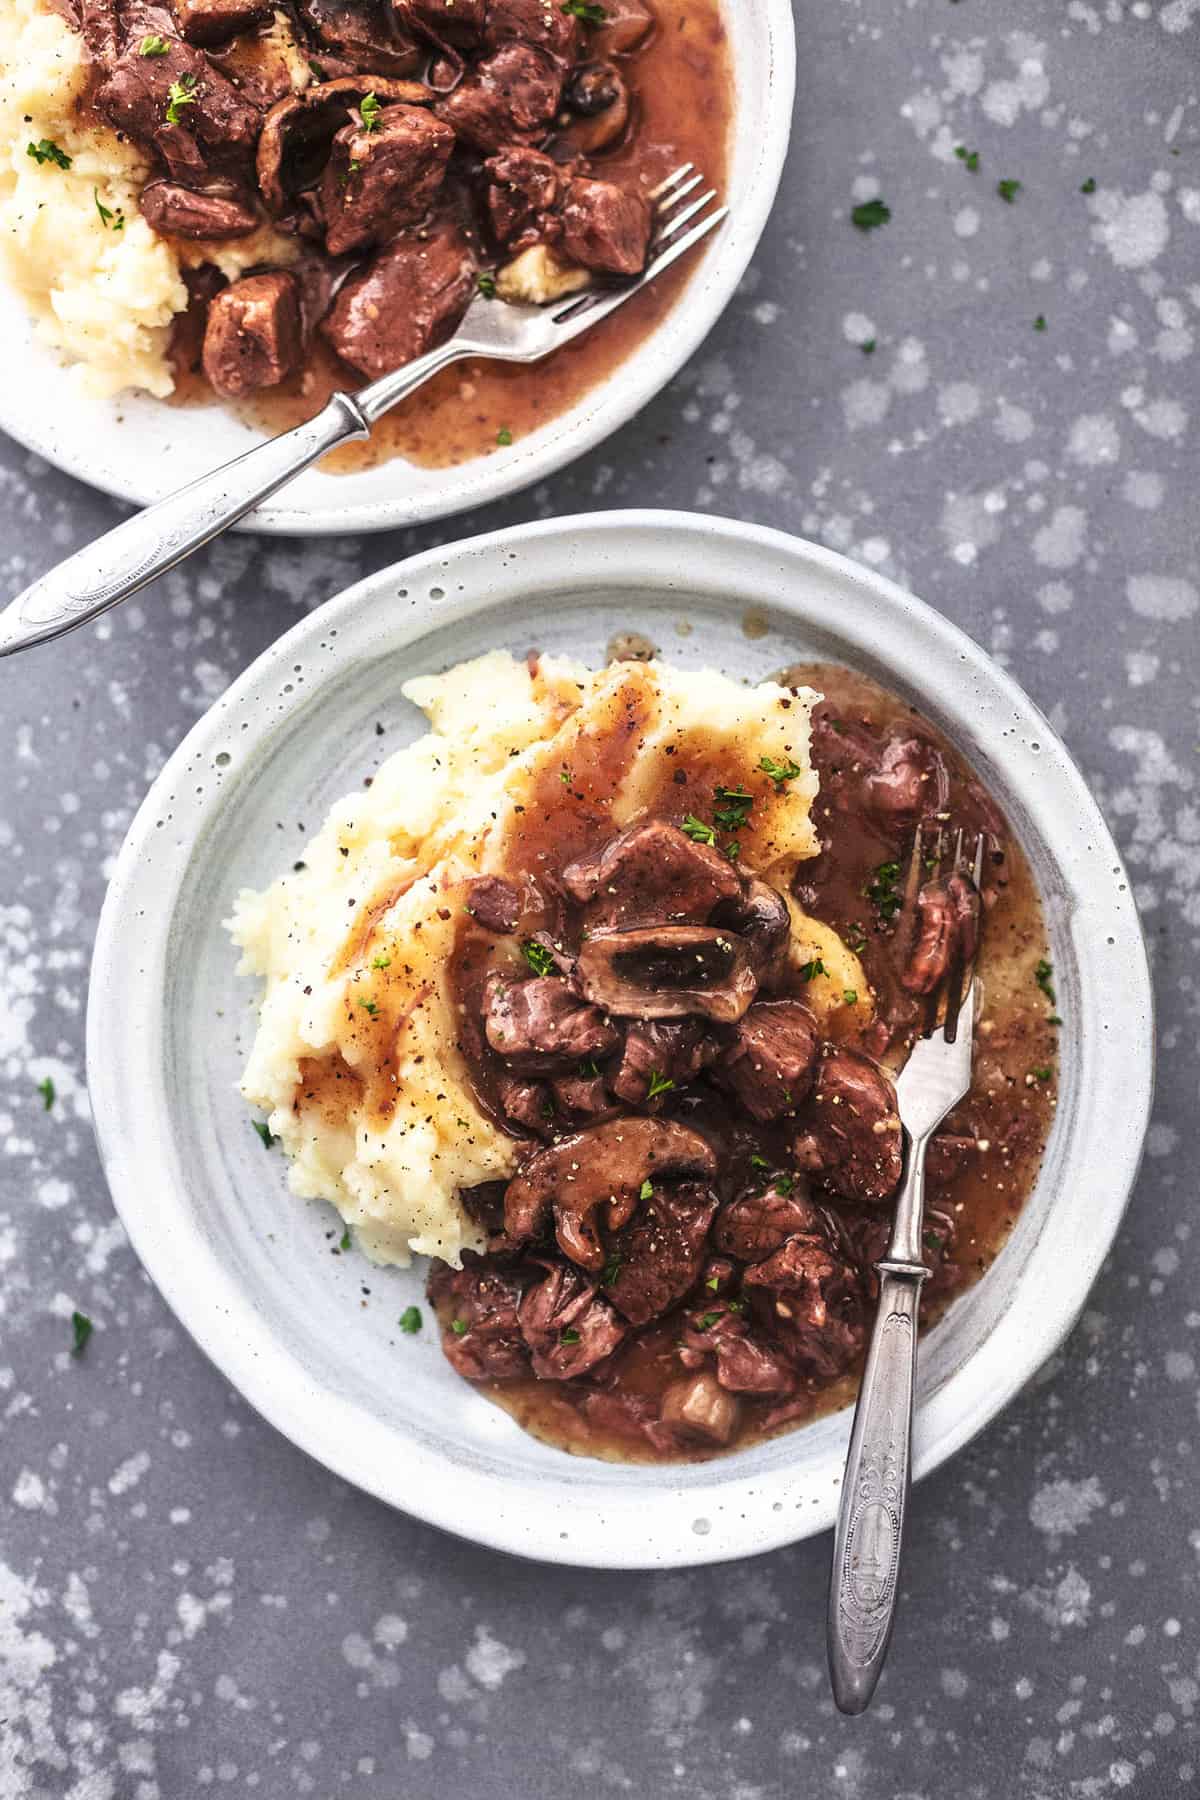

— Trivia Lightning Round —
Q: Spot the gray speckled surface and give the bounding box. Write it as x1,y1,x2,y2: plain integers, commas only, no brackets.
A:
2,2,1197,1794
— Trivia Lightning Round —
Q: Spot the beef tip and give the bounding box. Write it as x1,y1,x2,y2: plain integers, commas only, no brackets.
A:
458,1179,508,1232
605,1180,718,1326
562,820,742,930
863,731,950,831
902,870,980,995
484,145,560,248
297,0,422,72
79,0,120,62
576,925,758,1023
496,1071,553,1137
608,1017,715,1106
713,1182,819,1262
716,998,820,1121
561,177,651,275
427,1258,529,1379
435,42,563,152
714,1333,796,1398
481,0,581,60
592,0,653,55
504,1116,717,1270
560,59,629,154
742,1232,865,1382
395,0,486,46
320,104,454,255
97,34,261,185
139,179,258,238
201,271,302,398
465,874,522,934
659,1371,740,1447
549,1071,615,1121
517,1261,625,1378
792,1045,903,1205
174,0,270,45
925,1133,976,1186
713,879,791,986
483,971,618,1073
320,218,476,378
580,1386,676,1455
169,262,226,376
255,75,432,213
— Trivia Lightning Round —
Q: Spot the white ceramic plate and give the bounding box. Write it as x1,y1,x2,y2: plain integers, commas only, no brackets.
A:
0,1,792,535
87,512,1154,1568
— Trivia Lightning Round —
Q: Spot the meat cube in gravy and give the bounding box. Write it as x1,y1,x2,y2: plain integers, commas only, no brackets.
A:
202,270,303,397
173,0,271,46
484,146,561,250
792,1046,903,1206
97,33,261,185
561,177,652,276
395,0,486,45
428,1259,529,1380
320,220,476,379
435,42,564,152
297,0,422,71
320,105,455,255
464,874,522,934
608,1017,715,1106
517,1263,625,1380
140,180,259,238
604,1181,718,1326
743,1232,865,1383
483,971,619,1074
562,819,742,930
480,0,582,60
716,998,821,1122
712,1184,819,1263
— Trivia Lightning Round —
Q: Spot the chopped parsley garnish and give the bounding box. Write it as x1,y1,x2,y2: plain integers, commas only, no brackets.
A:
560,1327,582,1344
36,1076,55,1111
1033,314,1047,332
359,91,382,131
26,138,71,169
139,33,170,53
477,272,497,298
496,426,513,446
866,859,903,922
954,145,980,172
70,1310,93,1356
851,197,890,232
845,925,867,952
559,764,572,785
399,1305,422,1333
1031,1065,1052,1083
252,1118,278,1149
94,188,123,230
750,1153,769,1169
843,988,858,1006
339,1227,351,1251
521,937,557,977
923,1230,942,1251
450,1317,469,1335
579,1059,600,1077
561,0,607,20
356,998,379,1017
371,953,391,969
713,784,753,830
774,1174,794,1195
601,1252,622,1287
1080,176,1096,194
996,177,1021,204
758,754,804,790
681,813,717,845
165,75,198,123
798,957,827,982
646,1070,675,1100
1034,958,1057,1006
859,338,876,354
639,1178,654,1201
727,1296,746,1313
706,1274,720,1290
723,842,741,863
697,1312,721,1330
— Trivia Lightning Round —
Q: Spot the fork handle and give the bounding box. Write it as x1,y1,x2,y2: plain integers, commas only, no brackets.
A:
827,1260,927,1715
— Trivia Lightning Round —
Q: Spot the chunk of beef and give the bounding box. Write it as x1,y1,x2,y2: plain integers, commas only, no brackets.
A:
484,145,560,248
562,820,742,930
549,1071,615,1121
713,878,791,986
592,0,653,55
561,177,651,275
465,874,521,934
496,1071,553,1137
576,925,758,1023
483,971,618,1073
297,0,422,72
608,1017,715,1106
139,179,258,238
97,34,261,185
394,0,486,47
79,0,119,62
320,219,476,378
504,1116,717,1270
605,1181,718,1326
481,0,581,61
255,75,432,213
902,870,980,995
174,0,270,45
435,42,563,152
792,1046,903,1205
319,104,454,255
427,1258,529,1379
742,1232,865,1382
713,1183,818,1262
580,1386,676,1455
517,1262,625,1378
864,731,950,830
716,998,820,1121
714,1333,795,1398
659,1370,740,1446
201,270,302,397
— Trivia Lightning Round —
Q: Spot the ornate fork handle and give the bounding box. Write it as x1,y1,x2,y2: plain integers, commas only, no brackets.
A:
827,1262,925,1713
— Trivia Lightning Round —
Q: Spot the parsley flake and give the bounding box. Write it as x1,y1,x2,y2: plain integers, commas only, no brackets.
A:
749,1153,769,1169
697,1311,721,1330
94,188,124,230
252,1118,278,1149
798,957,828,981
521,938,556,977
496,426,513,446
71,1310,93,1356
646,1070,675,1100
356,998,379,1017
713,784,753,830
139,32,170,53
1080,176,1096,194
561,0,606,19
681,813,716,845
165,75,198,123
706,1274,720,1290
859,337,877,354
954,145,980,172
639,1178,654,1201
1034,958,1057,1006
359,90,382,131
560,1326,582,1344
372,953,391,969
851,197,890,232
758,754,804,790
26,138,71,169
36,1075,55,1111
866,859,903,922
843,988,858,1006
399,1305,422,1333
996,177,1021,204
1033,313,1047,332
450,1317,469,1335
477,272,497,298
601,1252,622,1287
339,1227,351,1251
1030,1065,1052,1083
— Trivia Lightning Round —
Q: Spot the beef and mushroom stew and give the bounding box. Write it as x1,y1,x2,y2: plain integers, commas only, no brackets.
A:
62,0,729,468
429,663,1058,1463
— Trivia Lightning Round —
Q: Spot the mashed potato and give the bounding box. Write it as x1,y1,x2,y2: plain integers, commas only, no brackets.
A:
229,652,844,1268
0,0,297,396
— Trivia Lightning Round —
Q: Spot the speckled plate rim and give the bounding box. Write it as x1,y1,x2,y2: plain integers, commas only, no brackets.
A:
0,0,793,536
87,511,1154,1569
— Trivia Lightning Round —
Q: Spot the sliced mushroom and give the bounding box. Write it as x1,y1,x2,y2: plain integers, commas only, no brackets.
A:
256,75,430,213
713,878,791,985
503,1115,718,1270
559,60,630,155
576,925,758,1023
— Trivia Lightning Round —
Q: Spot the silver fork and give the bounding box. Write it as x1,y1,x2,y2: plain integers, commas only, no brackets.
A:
0,164,726,658
827,827,985,1715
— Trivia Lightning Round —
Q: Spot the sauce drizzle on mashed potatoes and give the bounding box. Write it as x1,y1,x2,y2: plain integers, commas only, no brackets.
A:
229,652,823,1267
